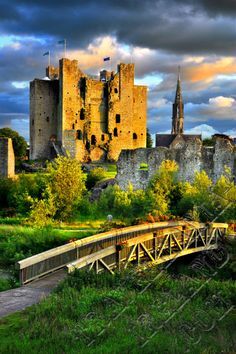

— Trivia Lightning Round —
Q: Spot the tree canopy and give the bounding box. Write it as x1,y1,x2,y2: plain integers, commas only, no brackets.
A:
146,128,153,148
0,127,27,159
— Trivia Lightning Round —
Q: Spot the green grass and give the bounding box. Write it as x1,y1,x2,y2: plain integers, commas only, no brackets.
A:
0,268,235,354
0,219,100,291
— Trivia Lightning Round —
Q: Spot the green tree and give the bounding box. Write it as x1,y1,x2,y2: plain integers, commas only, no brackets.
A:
46,156,86,220
146,129,153,148
148,160,180,216
203,138,214,146
29,156,86,223
177,170,213,221
0,127,27,159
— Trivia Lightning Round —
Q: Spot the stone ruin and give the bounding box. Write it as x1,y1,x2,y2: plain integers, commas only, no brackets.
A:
0,137,15,178
116,136,236,190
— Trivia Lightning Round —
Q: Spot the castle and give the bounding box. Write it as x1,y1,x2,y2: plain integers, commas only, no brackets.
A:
30,58,147,162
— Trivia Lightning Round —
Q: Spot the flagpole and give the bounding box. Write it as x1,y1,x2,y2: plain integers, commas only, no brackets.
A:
64,39,66,58
48,50,51,67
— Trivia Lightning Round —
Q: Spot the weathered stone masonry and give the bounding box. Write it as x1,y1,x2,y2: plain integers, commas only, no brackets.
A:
0,138,15,178
116,137,236,190
30,59,147,162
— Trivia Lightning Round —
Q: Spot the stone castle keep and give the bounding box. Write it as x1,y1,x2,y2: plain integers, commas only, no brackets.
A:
30,58,147,161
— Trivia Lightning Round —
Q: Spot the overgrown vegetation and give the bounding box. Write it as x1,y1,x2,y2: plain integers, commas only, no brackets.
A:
0,158,235,226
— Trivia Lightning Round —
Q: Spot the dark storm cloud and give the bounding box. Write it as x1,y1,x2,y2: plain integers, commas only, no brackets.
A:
0,0,235,138
0,0,235,55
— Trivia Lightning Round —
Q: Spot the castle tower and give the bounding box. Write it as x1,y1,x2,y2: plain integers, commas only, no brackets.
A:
171,67,184,135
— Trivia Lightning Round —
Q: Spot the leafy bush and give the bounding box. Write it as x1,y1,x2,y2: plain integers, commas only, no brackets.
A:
86,167,107,189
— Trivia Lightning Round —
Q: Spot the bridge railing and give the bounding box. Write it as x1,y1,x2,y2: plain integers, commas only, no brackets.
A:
17,221,228,285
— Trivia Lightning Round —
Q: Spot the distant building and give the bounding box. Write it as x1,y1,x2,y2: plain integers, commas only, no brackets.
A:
30,58,147,162
156,69,201,148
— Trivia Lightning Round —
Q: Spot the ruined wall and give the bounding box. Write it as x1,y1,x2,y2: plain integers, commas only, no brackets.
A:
116,138,236,190
30,79,59,159
0,138,15,178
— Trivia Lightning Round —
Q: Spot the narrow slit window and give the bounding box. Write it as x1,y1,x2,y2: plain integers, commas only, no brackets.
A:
77,130,83,140
116,114,120,123
91,135,96,145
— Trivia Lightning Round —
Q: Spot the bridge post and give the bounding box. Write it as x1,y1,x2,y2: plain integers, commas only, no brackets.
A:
153,232,157,259
168,234,172,255
116,245,121,271
136,244,140,265
182,225,186,249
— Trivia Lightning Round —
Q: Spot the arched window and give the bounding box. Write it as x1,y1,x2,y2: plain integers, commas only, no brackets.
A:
77,130,83,140
133,133,137,140
72,123,75,130
114,128,118,137
91,135,96,145
114,88,118,93
101,134,105,141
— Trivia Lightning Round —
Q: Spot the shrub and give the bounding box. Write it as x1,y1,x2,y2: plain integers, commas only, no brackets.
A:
86,167,107,189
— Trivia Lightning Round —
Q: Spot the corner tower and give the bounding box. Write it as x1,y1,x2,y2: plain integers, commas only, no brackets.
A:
171,67,184,135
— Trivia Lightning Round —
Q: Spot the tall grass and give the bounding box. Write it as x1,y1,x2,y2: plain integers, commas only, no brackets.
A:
0,268,235,353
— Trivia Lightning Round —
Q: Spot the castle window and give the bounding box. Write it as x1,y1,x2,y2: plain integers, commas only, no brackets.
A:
101,134,105,141
46,116,49,122
114,128,118,137
72,124,75,130
32,120,34,126
77,130,83,140
115,114,121,123
114,88,118,93
91,135,96,145
133,133,137,140
80,108,85,120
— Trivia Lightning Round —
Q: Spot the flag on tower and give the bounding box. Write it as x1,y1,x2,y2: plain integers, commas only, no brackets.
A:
43,51,50,56
58,39,65,44
103,57,110,62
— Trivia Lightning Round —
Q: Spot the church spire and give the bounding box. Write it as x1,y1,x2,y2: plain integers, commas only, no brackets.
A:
171,66,184,134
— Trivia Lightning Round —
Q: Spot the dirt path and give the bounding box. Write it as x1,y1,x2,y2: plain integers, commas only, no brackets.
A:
0,269,67,319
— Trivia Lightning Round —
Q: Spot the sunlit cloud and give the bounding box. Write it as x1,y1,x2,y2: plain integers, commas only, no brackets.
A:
209,96,235,108
185,57,236,83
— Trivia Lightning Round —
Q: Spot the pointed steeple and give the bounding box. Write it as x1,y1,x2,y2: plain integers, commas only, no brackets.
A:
171,66,184,135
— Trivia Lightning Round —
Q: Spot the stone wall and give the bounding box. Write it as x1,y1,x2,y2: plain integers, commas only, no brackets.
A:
0,138,15,178
30,79,59,160
116,137,236,189
30,59,147,162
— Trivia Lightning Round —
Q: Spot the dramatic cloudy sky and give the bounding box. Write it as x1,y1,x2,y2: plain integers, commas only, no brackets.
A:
0,0,235,141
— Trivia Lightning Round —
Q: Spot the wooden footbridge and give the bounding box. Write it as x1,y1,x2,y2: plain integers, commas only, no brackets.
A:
17,221,228,285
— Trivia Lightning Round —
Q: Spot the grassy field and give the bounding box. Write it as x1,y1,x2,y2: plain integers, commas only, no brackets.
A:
0,265,235,354
0,216,107,291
